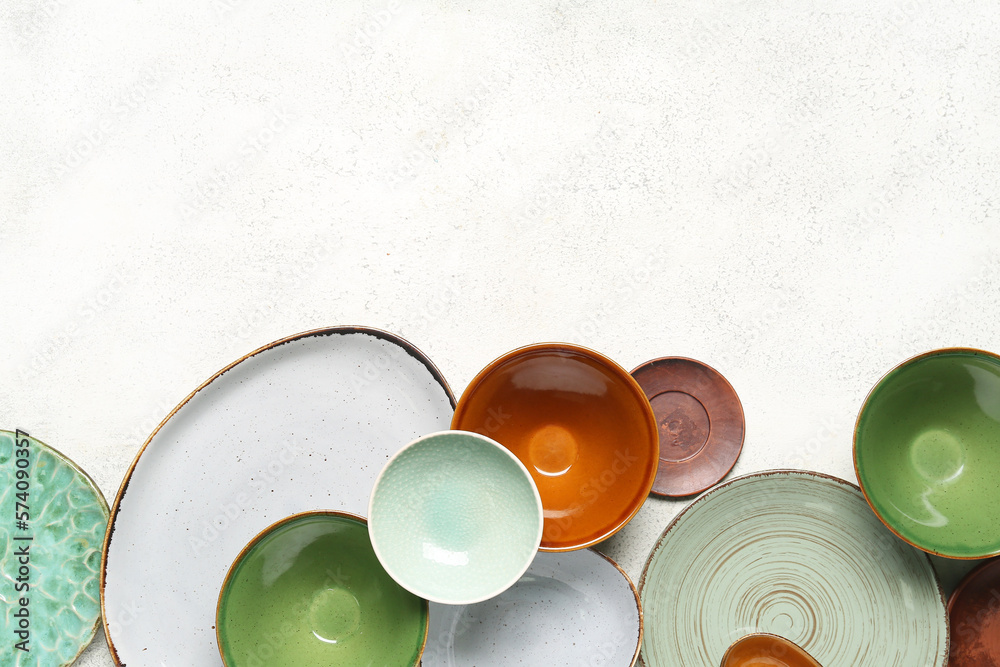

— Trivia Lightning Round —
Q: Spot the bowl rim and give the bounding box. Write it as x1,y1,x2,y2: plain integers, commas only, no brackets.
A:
853,346,1000,560
367,429,544,605
720,632,823,667
451,341,660,552
628,355,745,498
215,509,429,667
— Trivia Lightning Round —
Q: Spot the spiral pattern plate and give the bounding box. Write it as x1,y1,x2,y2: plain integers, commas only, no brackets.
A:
639,470,948,667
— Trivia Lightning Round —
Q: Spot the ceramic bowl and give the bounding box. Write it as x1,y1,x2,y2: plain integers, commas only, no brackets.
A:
721,634,823,667
451,343,658,551
947,556,1000,665
216,511,428,666
854,347,1000,559
368,430,543,605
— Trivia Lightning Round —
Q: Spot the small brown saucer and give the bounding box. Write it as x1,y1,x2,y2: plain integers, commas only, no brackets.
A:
947,557,1000,666
630,357,744,497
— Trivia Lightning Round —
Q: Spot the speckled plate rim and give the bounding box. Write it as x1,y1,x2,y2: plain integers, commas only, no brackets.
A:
99,326,455,667
2,429,110,667
629,356,745,498
637,469,949,664
216,510,428,667
853,347,1000,560
451,341,659,552
720,633,823,667
425,547,643,667
367,429,544,605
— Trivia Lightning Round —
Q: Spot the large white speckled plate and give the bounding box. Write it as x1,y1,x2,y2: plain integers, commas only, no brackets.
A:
638,470,948,667
100,327,455,666
423,548,642,666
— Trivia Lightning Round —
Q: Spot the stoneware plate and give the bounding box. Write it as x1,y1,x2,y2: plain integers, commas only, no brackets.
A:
368,430,543,605
100,327,455,666
0,430,109,667
217,512,427,666
422,548,642,666
639,470,948,667
947,556,1000,666
630,357,744,497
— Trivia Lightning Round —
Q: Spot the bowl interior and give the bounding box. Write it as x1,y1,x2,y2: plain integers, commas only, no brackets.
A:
856,349,1000,558
217,513,427,666
452,345,658,550
369,431,542,604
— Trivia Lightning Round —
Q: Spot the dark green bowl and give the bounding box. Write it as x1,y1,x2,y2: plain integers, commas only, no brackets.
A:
216,511,427,666
855,348,1000,559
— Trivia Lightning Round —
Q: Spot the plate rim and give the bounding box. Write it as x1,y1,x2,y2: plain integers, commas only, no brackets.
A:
637,468,949,666
99,325,455,666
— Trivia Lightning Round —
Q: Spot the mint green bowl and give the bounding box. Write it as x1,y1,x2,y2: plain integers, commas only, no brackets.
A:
368,430,543,605
216,512,427,666
855,348,1000,559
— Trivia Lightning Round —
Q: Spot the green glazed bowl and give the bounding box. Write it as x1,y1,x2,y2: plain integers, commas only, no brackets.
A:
368,430,543,605
216,511,428,666
855,348,1000,559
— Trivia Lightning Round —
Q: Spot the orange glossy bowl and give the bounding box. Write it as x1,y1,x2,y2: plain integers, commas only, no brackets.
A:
452,343,659,551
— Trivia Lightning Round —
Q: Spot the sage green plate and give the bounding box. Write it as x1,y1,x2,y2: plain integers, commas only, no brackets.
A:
0,430,109,667
855,348,1000,559
638,471,948,667
216,511,428,666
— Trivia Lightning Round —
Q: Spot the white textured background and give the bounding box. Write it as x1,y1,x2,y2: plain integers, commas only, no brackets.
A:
3,0,999,664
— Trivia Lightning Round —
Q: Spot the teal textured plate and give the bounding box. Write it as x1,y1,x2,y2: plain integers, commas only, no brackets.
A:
0,430,109,667
638,470,948,667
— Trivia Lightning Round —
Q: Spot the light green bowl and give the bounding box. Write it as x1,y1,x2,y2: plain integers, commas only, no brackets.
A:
368,430,543,605
855,348,1000,559
216,512,428,666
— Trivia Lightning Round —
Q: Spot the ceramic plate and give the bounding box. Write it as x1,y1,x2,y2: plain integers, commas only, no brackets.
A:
100,327,455,666
639,470,948,667
0,430,109,667
630,357,744,497
423,548,641,666
947,556,1000,666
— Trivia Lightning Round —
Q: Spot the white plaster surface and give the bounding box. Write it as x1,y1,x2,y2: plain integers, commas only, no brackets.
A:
1,0,998,664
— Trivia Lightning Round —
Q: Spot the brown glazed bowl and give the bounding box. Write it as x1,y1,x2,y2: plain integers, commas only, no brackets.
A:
452,343,659,552
721,633,823,667
630,357,744,497
948,557,1000,666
